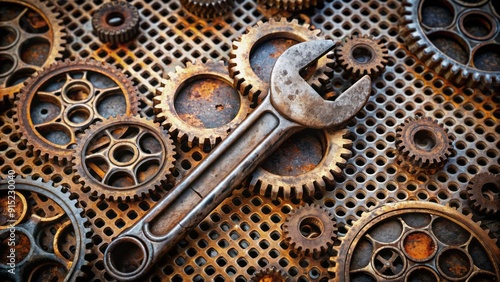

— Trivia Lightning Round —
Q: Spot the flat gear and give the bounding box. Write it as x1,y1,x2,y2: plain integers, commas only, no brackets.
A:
249,128,352,200
257,0,319,11
0,0,66,105
250,267,290,282
336,34,388,77
13,58,139,165
72,115,176,202
467,172,500,217
154,60,251,149
283,203,337,257
229,18,333,105
92,1,140,44
180,0,234,18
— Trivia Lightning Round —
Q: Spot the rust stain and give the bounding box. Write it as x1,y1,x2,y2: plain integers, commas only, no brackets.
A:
403,232,435,260
178,113,204,127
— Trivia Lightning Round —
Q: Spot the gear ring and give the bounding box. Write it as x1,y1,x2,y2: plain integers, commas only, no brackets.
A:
250,267,290,282
229,18,333,105
467,172,500,216
92,1,140,44
154,60,251,149
257,0,319,11
0,0,66,105
73,115,176,202
13,58,139,165
336,34,388,77
283,203,337,257
0,176,91,281
180,0,235,18
396,116,453,171
249,128,352,200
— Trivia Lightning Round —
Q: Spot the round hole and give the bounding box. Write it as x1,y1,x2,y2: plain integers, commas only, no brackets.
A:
19,38,50,66
110,143,138,166
405,266,439,282
105,236,148,277
63,81,93,102
428,31,469,64
67,106,91,125
473,43,500,71
299,217,324,239
106,12,125,27
372,247,406,278
413,129,436,151
0,54,16,77
459,11,497,41
437,247,473,280
0,27,18,49
402,231,437,262
352,44,374,63
482,181,499,201
420,0,455,28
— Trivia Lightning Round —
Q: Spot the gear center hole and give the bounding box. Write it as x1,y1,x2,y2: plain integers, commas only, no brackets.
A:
64,81,92,102
481,182,499,201
352,45,374,63
110,143,138,166
67,106,91,125
299,217,323,239
106,12,125,27
414,129,436,151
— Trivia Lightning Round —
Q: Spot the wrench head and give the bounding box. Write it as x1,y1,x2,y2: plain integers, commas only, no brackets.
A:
270,39,372,129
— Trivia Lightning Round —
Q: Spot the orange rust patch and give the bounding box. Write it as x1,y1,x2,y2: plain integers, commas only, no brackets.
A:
403,232,435,260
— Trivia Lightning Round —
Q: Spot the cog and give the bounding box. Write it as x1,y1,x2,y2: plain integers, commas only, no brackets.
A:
13,58,139,165
92,1,140,44
229,17,333,105
336,34,388,77
283,203,337,257
72,115,176,202
467,172,500,217
154,60,251,149
257,0,320,11
180,0,234,18
0,0,66,105
250,266,290,282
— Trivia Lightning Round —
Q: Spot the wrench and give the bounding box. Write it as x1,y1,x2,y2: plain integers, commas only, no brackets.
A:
104,40,371,280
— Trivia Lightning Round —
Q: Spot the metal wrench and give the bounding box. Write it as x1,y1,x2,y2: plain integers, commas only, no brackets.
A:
104,40,371,280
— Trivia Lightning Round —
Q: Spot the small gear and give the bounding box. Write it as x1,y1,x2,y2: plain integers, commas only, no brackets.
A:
229,18,333,105
336,34,388,77
283,203,337,257
257,0,319,11
13,58,139,165
180,0,234,18
250,267,290,282
72,115,176,202
0,0,66,104
396,116,453,171
467,172,500,217
249,128,352,200
92,1,140,44
154,60,251,149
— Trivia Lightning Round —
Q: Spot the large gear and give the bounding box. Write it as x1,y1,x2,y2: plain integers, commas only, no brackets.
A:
154,60,250,149
467,172,500,217
180,0,234,18
329,201,500,281
91,1,140,44
336,34,388,77
13,58,139,165
0,0,66,105
249,128,352,200
257,0,319,11
0,176,91,282
72,115,176,202
250,267,290,282
399,0,500,89
229,18,333,105
283,203,337,257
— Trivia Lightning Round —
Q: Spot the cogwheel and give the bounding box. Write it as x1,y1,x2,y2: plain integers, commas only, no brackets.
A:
329,201,500,281
467,172,500,217
283,203,337,257
395,116,453,171
154,60,250,149
72,115,176,202
13,58,139,165
250,266,290,282
399,0,500,89
180,0,234,18
92,1,140,44
336,34,388,77
229,17,334,106
0,176,92,281
257,0,319,11
0,0,66,105
249,128,352,200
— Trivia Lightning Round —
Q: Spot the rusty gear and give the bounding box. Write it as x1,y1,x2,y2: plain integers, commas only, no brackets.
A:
229,18,333,105
154,60,250,149
336,34,388,77
73,115,176,202
13,58,139,165
329,201,500,281
250,267,290,282
180,0,234,18
249,128,352,200
396,116,453,171
467,172,500,217
257,0,319,11
283,203,337,257
0,0,66,105
0,176,91,281
92,1,140,44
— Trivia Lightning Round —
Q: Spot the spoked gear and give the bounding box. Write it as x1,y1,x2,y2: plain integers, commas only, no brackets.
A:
229,18,333,105
400,0,500,89
0,0,66,104
336,34,388,77
250,266,290,282
92,1,140,44
13,59,139,165
283,203,337,257
72,115,176,202
154,60,251,149
180,0,235,18
396,116,453,171
329,201,500,281
249,128,352,200
467,172,500,217
0,176,91,282
257,0,319,11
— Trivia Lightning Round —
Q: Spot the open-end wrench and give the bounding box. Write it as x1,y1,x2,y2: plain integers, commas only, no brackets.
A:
104,40,371,280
